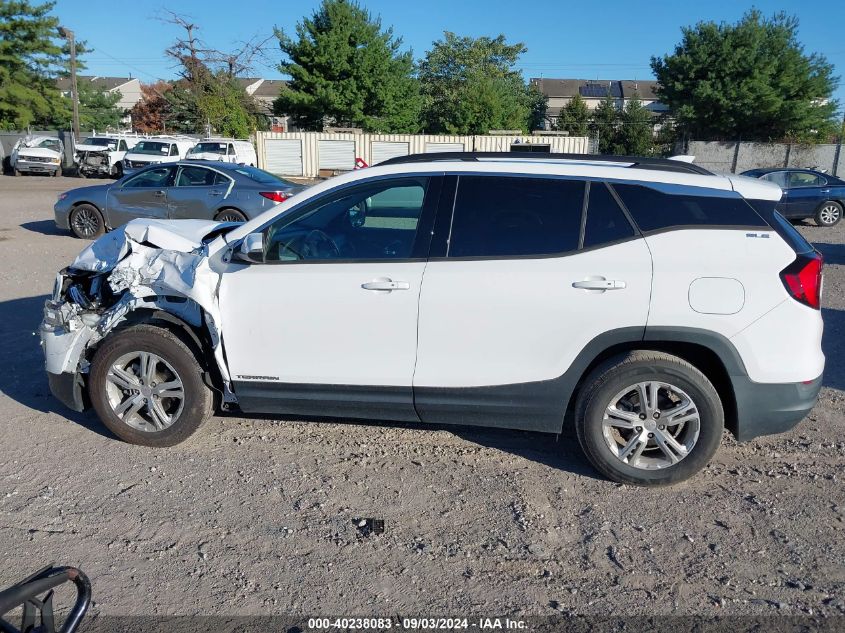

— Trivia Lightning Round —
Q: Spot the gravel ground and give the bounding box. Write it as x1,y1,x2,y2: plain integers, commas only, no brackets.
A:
0,175,843,622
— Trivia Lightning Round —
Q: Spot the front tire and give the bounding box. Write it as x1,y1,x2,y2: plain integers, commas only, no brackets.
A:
815,201,842,227
574,351,724,486
69,204,105,239
89,325,213,447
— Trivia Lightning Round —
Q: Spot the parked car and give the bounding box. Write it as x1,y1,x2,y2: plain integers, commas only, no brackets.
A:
186,138,257,166
41,152,824,486
54,161,305,239
121,137,197,176
740,167,844,226
75,134,141,179
10,135,63,176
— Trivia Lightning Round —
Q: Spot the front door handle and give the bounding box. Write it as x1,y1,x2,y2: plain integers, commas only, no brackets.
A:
153,190,166,198
572,278,626,291
361,278,410,291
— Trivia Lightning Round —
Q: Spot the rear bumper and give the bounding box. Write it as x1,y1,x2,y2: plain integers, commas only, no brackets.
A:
731,374,822,441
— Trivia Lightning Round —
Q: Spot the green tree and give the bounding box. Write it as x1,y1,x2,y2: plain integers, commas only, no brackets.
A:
419,32,541,134
651,10,839,142
163,74,265,137
556,92,589,136
77,82,123,131
274,0,421,132
0,0,67,129
589,92,620,154
615,95,654,155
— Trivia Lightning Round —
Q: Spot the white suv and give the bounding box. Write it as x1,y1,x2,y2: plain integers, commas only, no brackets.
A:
40,153,825,485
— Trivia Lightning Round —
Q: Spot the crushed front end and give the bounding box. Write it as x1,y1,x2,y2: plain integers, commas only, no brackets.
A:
40,219,238,412
76,150,113,177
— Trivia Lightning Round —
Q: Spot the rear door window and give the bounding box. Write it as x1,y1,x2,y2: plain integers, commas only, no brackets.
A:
611,183,767,232
448,176,585,258
583,182,635,248
788,172,822,188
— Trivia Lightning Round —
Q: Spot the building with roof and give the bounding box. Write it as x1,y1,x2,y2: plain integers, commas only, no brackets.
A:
56,75,142,112
529,78,667,130
238,78,291,132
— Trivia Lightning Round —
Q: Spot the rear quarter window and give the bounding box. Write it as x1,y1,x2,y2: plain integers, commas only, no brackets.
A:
611,183,767,232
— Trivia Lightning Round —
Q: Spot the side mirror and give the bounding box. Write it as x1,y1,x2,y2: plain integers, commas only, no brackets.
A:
348,203,366,228
235,232,265,263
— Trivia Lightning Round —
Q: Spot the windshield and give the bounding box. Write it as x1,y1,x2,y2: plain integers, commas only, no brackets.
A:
233,165,294,185
131,141,171,155
190,142,227,154
82,137,116,148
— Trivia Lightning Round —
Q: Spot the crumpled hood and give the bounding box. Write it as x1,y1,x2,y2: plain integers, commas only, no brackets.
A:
16,147,61,159
187,151,227,161
71,219,231,273
75,144,114,153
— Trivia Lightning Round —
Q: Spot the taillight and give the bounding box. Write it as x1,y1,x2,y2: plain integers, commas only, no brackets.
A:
260,191,291,203
780,251,823,309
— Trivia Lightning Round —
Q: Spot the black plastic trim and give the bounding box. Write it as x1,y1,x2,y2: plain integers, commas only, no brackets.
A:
235,382,419,422
731,375,822,441
377,151,714,175
47,371,86,412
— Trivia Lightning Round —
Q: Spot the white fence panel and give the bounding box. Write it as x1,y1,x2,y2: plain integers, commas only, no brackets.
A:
371,141,409,164
426,142,465,153
256,132,592,177
318,139,355,170
264,139,303,176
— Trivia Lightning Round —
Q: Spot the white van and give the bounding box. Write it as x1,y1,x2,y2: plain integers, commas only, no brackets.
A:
186,138,257,166
122,137,197,176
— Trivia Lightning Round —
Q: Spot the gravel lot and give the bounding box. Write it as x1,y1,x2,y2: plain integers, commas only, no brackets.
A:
0,175,843,623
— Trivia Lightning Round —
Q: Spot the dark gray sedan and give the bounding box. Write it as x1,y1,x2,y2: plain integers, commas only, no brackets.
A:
54,161,306,239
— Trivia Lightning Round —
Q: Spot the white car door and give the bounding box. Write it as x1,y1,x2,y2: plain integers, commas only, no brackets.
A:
219,176,440,421
413,175,653,432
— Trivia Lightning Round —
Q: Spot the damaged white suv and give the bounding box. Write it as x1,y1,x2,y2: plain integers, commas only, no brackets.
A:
40,153,825,485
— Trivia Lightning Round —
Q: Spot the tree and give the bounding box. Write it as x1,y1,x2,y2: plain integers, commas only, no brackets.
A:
615,95,654,155
556,93,589,136
590,91,620,154
77,82,123,131
274,0,421,132
418,32,540,134
130,81,173,133
0,0,67,129
160,12,267,136
651,10,839,142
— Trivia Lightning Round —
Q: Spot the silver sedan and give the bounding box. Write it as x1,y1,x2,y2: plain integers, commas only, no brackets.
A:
54,161,306,239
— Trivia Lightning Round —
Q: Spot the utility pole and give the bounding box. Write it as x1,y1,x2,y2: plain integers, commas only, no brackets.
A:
57,26,80,143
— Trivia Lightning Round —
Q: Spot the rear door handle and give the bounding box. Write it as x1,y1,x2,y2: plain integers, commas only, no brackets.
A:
361,278,410,291
153,190,166,198
821,189,830,194
209,190,223,196
572,278,626,290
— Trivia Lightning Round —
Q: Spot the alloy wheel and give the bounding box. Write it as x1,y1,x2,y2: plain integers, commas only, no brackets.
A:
104,351,185,432
71,208,100,238
601,381,701,470
819,204,841,225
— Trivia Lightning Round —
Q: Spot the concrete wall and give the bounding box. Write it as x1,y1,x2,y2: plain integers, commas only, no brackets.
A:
686,140,843,176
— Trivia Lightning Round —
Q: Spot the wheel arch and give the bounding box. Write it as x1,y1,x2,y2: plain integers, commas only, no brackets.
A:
88,303,226,405
563,327,743,438
214,206,248,221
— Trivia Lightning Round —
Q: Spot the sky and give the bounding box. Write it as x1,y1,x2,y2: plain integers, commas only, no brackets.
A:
53,0,845,110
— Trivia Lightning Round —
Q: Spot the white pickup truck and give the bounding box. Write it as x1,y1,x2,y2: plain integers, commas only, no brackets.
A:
11,136,64,176
75,135,140,178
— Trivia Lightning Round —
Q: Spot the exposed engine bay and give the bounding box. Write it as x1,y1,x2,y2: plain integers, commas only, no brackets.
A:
40,219,239,411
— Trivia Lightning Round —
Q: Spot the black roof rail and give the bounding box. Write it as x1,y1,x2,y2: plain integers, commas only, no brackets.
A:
377,151,713,176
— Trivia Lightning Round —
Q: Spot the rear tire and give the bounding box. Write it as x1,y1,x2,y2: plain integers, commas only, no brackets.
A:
69,204,105,239
574,351,724,486
89,325,213,447
815,201,842,227
214,208,247,223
